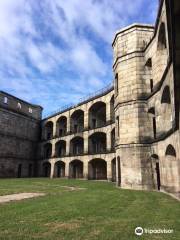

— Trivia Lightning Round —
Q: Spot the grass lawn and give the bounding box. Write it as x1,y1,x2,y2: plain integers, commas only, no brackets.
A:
0,178,179,240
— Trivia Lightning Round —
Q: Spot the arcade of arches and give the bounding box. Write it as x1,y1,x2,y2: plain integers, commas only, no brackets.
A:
41,158,117,181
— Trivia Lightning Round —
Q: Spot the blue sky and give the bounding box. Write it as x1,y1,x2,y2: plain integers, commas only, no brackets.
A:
0,0,158,116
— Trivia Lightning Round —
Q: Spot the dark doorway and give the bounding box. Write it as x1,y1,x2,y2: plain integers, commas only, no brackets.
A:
28,164,33,177
111,158,116,182
54,161,65,178
117,157,121,186
17,164,22,178
156,162,161,191
43,162,51,177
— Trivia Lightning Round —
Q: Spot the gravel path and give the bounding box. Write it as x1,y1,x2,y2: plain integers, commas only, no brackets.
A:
0,192,45,204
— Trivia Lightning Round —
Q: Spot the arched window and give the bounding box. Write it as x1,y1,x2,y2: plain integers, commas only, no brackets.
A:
161,86,171,104
70,110,84,133
89,102,106,129
55,140,66,157
56,116,67,137
70,137,84,156
157,22,167,50
88,132,106,154
44,121,53,140
165,144,176,157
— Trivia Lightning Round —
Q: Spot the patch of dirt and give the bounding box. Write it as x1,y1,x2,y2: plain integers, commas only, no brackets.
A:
45,220,81,231
0,192,45,204
60,186,86,191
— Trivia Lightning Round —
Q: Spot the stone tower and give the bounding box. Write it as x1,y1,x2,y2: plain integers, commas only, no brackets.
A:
112,24,155,190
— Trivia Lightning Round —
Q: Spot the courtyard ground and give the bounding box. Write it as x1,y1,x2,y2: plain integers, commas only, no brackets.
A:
0,178,179,240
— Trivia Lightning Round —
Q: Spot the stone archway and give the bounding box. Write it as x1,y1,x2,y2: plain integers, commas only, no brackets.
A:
69,160,83,178
54,161,65,178
88,159,107,180
164,144,177,192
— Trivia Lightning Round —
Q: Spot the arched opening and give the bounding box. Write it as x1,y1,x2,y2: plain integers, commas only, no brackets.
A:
161,86,171,104
88,132,106,154
69,160,83,178
70,110,84,133
42,162,51,177
55,140,66,157
17,164,22,178
117,157,121,186
148,107,156,139
156,22,168,83
164,145,177,192
115,73,118,95
44,121,53,140
111,158,116,182
111,128,115,151
56,116,67,137
110,95,115,122
70,137,84,156
160,86,172,131
28,164,33,177
88,159,107,180
43,143,52,159
89,101,106,129
145,58,153,92
54,161,65,178
165,144,176,157
151,154,161,191
157,22,167,50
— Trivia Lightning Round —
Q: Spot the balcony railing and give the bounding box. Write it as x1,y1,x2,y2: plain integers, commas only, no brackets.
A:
43,83,113,119
41,120,115,142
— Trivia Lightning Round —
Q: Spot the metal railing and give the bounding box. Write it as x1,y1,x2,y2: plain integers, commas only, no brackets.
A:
43,82,113,119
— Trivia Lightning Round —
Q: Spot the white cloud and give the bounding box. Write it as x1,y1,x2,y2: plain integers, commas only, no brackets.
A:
0,0,158,115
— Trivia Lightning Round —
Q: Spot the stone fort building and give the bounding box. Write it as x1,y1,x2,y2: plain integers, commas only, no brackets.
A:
0,0,179,199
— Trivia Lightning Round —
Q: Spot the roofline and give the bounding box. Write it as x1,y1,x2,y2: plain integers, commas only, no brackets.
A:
42,86,114,121
112,23,154,47
0,91,43,109
112,0,165,48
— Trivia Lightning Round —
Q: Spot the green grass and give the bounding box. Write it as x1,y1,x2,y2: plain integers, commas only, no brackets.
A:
0,178,179,240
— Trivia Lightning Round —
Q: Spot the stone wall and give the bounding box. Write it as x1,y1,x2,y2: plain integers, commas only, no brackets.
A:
0,92,42,177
